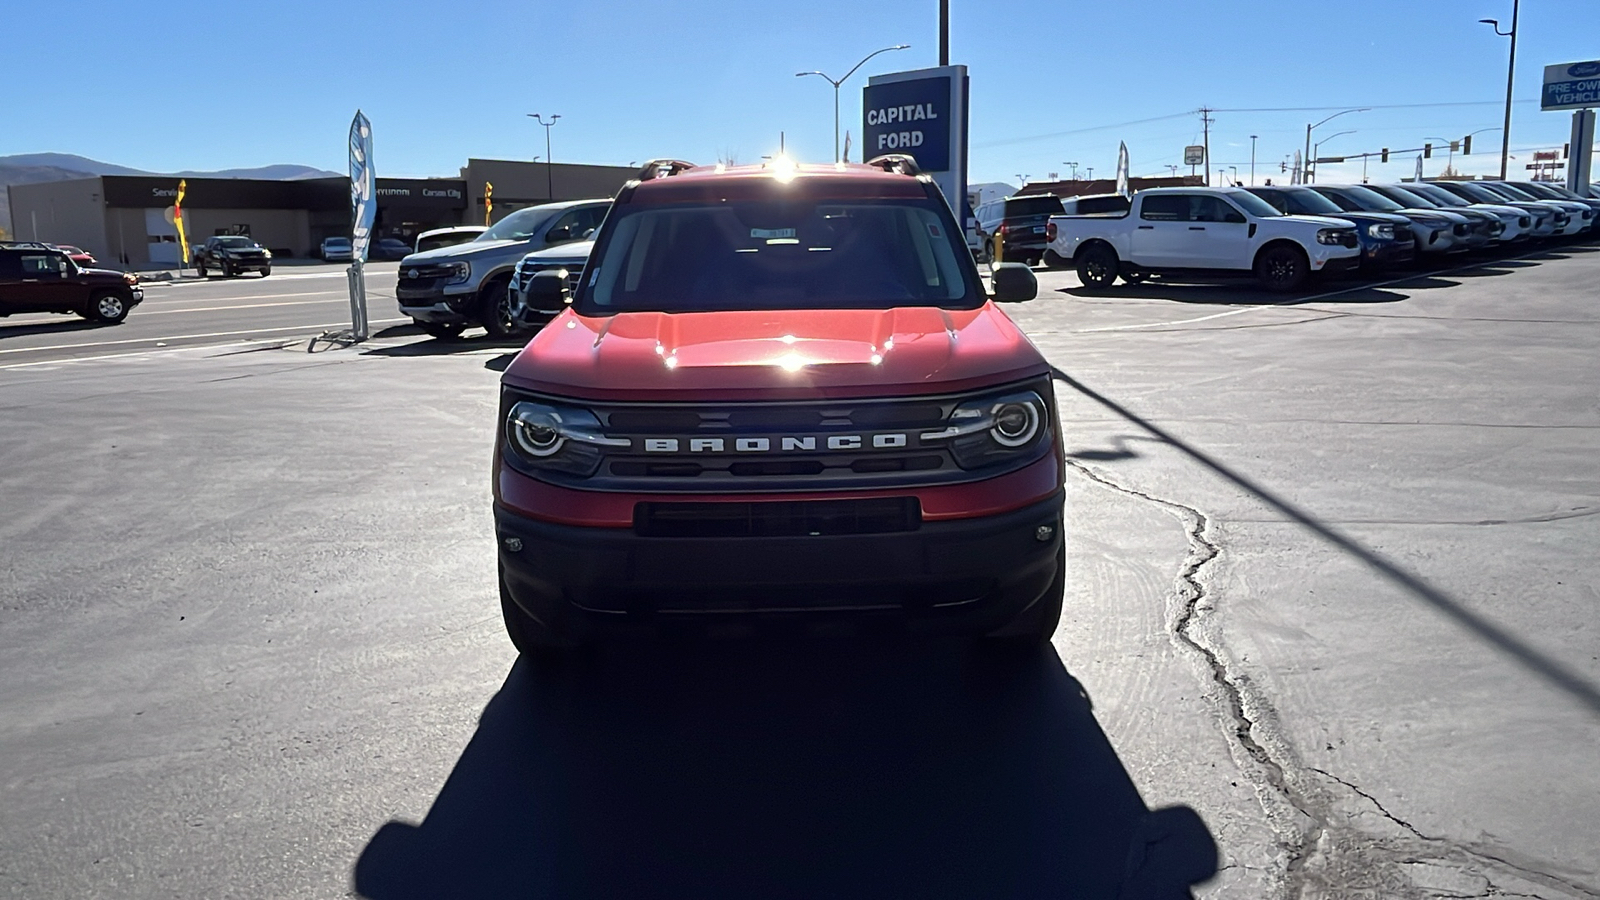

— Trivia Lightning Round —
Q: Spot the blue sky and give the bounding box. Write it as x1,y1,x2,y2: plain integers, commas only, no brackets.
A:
5,0,1597,187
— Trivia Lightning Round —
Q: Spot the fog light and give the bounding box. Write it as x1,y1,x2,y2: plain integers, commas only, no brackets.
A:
503,537,523,552
1035,525,1054,542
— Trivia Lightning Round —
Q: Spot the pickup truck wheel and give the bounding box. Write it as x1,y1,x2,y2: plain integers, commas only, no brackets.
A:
1042,249,1070,269
196,261,208,278
260,265,271,277
222,261,235,278
1075,245,1119,290
479,276,519,338
86,291,130,324
1255,245,1309,292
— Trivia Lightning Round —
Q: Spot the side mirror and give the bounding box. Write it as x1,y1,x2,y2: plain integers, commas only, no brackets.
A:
990,262,1037,303
520,269,570,318
545,226,573,244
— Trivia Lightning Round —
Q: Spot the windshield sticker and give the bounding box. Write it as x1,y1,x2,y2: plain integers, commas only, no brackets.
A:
750,228,796,240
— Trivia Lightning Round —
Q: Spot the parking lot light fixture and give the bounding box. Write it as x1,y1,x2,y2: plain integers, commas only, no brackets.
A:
526,114,560,200
1250,135,1258,185
1304,108,1369,183
796,44,909,163
1481,1,1518,180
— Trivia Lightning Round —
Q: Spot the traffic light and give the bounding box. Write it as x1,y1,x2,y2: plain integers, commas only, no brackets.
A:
1564,143,1571,158
1381,148,1389,163
1424,143,1432,159
1280,161,1287,172
1462,135,1472,155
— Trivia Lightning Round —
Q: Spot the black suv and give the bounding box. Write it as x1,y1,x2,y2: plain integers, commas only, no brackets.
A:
0,243,143,324
974,194,1065,266
192,235,272,278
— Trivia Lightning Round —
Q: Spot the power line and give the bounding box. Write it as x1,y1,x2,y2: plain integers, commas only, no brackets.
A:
973,112,1196,148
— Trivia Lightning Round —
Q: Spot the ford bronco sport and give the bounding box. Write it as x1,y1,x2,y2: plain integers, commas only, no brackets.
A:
493,157,1061,656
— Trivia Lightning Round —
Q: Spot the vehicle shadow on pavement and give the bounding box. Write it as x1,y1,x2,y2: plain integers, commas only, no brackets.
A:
1058,283,1409,306
0,318,111,340
352,640,1217,900
361,334,533,359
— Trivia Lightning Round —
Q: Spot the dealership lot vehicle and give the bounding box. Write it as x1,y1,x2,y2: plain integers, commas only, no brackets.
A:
1487,181,1594,234
493,158,1058,656
0,243,143,323
510,239,592,326
1427,181,1562,237
413,225,487,254
397,199,608,339
1244,185,1415,269
48,244,97,267
1405,181,1532,242
1047,186,1360,291
1309,184,1473,254
321,236,354,261
192,235,272,277
372,237,412,261
1363,184,1498,250
974,193,1065,265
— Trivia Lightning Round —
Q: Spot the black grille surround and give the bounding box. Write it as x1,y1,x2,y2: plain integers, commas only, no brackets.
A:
513,257,586,296
499,377,1057,493
634,497,920,538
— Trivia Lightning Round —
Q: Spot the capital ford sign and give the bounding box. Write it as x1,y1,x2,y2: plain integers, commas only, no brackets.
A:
863,78,951,170
1543,59,1600,111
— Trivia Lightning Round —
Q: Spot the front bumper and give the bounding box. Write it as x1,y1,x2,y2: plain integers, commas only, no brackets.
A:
495,492,1064,640
1361,239,1415,268
397,285,476,323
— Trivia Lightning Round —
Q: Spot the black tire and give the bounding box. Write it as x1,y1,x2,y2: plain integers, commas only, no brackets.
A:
260,265,271,277
478,276,519,338
983,544,1065,649
196,260,207,278
416,320,464,340
85,291,130,324
1075,244,1119,290
222,261,235,278
1255,244,1309,292
1042,249,1070,270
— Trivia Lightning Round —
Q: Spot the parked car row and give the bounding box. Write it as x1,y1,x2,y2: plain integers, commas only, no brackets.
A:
1038,179,1595,292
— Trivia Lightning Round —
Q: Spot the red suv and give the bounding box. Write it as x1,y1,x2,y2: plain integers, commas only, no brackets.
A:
493,158,1061,656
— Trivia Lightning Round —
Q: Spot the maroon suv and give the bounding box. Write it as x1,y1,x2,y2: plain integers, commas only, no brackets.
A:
0,243,143,324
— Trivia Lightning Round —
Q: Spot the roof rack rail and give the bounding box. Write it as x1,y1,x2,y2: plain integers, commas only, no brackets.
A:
635,159,698,181
0,240,53,250
864,154,921,176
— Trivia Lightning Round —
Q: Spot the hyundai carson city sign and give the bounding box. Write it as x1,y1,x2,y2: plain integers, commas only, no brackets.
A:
863,65,969,219
1542,60,1600,111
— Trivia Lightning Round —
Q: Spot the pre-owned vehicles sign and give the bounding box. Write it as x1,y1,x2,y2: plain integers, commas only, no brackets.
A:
1542,60,1600,111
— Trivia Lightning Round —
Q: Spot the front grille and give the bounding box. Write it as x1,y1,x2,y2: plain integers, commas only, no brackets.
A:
634,498,920,538
403,263,457,280
1393,225,1413,243
516,259,585,294
1453,223,1469,236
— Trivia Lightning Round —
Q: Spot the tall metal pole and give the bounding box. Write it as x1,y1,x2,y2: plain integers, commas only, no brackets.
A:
939,0,949,66
833,83,841,163
1501,0,1519,180
1250,134,1258,185
796,45,909,164
527,114,560,199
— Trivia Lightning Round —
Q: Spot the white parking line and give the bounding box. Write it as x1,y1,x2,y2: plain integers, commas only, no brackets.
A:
0,319,410,356
139,298,351,316
150,270,381,286
139,289,344,307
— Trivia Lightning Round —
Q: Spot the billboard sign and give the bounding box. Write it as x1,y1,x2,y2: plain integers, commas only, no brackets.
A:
1542,60,1600,111
864,65,969,221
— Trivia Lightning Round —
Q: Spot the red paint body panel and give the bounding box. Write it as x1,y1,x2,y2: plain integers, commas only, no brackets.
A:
495,449,1063,528
502,303,1047,403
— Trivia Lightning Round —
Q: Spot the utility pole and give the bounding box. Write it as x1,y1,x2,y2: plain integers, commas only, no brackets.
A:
1250,134,1258,185
1198,107,1215,187
527,114,560,199
1063,161,1079,180
939,0,949,66
1481,1,1519,179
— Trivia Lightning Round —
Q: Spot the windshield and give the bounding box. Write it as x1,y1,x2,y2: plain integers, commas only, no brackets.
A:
1512,182,1566,200
1480,183,1532,201
215,237,257,248
1221,190,1282,218
1441,182,1503,203
1329,185,1404,212
1281,189,1345,216
1406,184,1470,207
579,198,982,314
325,238,351,248
1370,185,1435,208
482,208,558,242
1006,196,1065,218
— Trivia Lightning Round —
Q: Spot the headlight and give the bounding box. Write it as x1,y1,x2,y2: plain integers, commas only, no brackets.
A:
505,400,628,477
263,249,272,259
923,388,1052,469
1316,228,1348,245
446,261,471,285
1366,223,1394,240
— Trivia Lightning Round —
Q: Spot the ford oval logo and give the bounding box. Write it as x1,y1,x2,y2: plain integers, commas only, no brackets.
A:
407,268,419,279
1569,61,1600,78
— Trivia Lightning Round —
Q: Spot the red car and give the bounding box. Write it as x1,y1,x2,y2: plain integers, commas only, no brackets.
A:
493,157,1059,657
49,244,97,267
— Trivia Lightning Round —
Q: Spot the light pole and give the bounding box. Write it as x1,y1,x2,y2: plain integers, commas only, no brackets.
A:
1250,134,1258,185
1086,167,1094,180
1015,174,1030,189
796,44,910,163
1063,161,1079,180
526,114,560,199
1304,108,1369,184
1166,165,1180,177
1481,3,1519,180
1227,166,1239,186
1312,129,1356,181
1425,136,1457,176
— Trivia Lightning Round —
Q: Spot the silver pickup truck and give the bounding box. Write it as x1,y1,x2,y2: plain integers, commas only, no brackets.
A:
395,199,608,338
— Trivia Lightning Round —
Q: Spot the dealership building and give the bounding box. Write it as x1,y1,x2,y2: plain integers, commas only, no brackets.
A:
6,159,636,267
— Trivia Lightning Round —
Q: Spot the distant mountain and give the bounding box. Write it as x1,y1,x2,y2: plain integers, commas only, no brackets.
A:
0,154,340,235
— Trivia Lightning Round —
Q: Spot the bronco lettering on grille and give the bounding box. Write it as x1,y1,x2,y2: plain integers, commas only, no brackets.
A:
640,433,913,453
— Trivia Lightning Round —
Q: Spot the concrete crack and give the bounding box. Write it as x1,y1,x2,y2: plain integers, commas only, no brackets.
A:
1307,767,1432,841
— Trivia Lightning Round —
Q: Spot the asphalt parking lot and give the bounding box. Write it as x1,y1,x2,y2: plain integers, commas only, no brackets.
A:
1,240,1597,899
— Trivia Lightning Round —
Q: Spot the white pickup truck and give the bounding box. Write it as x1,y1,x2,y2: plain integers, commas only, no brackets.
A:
1043,186,1362,291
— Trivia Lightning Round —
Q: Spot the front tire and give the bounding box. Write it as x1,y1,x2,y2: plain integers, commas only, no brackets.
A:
1076,244,1119,290
1255,245,1309,292
478,276,519,338
86,291,130,324
260,265,271,277
196,261,208,278
222,261,235,278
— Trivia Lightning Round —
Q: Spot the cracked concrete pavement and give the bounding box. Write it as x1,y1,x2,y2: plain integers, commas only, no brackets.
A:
1017,243,1600,898
0,242,1596,898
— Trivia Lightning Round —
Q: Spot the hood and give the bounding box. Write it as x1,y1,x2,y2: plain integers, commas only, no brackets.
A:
1314,210,1411,227
520,240,594,263
81,267,131,280
1466,203,1529,217
1277,214,1357,229
1396,208,1468,223
401,238,527,265
502,305,1048,402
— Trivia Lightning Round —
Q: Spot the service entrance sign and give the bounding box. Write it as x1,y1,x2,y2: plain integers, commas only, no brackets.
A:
1542,60,1600,111
863,65,969,223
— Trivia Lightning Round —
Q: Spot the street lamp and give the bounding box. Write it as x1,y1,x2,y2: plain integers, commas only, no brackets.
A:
1303,108,1369,183
1424,136,1458,176
1313,129,1357,180
796,44,910,163
1481,2,1519,180
1227,165,1239,186
1063,161,1079,180
1250,134,1258,185
1015,174,1030,188
1166,165,1180,177
526,114,560,199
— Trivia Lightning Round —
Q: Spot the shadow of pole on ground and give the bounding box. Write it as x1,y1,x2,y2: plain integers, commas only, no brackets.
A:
353,640,1216,900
